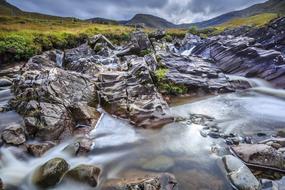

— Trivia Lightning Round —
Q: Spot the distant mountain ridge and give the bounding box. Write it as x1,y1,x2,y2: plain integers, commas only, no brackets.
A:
1,0,285,28
190,0,285,28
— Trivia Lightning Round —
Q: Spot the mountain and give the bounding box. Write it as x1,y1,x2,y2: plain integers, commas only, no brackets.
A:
191,0,285,28
87,17,119,25
0,0,77,20
123,14,176,28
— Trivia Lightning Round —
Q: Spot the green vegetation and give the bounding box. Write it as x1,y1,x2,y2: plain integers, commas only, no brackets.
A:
154,68,188,95
212,13,278,34
0,16,136,62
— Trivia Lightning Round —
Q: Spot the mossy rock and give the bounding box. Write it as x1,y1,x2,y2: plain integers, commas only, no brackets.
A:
65,164,101,187
32,158,69,188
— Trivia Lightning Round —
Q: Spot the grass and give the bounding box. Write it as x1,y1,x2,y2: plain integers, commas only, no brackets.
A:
0,15,187,63
212,13,278,34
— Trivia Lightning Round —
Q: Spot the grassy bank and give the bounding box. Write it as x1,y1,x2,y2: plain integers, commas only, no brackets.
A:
0,16,187,63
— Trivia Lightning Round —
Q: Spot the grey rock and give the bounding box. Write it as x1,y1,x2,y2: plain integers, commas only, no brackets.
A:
232,144,285,170
102,173,178,190
64,164,101,187
222,155,261,190
0,78,12,87
1,125,26,145
32,158,69,188
26,142,55,157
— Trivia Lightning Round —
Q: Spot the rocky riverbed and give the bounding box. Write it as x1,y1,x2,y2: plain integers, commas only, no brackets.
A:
0,17,285,190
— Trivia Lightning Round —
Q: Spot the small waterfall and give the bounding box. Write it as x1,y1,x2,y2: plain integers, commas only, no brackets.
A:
227,75,273,88
55,50,64,68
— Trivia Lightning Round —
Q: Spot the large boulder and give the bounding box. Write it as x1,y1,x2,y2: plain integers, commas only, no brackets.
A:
117,31,153,57
222,155,261,190
64,164,101,187
102,173,178,190
32,158,69,188
232,144,285,170
1,125,26,145
11,50,99,141
96,56,173,128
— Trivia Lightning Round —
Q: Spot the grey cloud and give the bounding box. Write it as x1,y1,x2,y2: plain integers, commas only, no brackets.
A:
7,0,266,23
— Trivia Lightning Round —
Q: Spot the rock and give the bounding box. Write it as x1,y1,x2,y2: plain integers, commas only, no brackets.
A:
0,78,12,87
222,155,261,190
159,54,251,95
232,144,285,170
32,158,69,188
64,164,100,187
247,17,285,54
64,138,93,156
117,31,153,57
11,51,97,141
150,29,166,40
102,173,178,190
0,178,3,190
142,155,175,171
261,179,279,190
96,56,173,128
1,125,26,145
191,34,285,88
89,34,116,50
26,142,55,157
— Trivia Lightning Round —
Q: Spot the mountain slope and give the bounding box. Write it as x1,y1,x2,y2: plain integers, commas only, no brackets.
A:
191,0,285,28
0,0,76,20
124,14,176,28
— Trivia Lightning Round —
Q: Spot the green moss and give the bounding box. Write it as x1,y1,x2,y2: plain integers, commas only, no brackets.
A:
154,68,188,95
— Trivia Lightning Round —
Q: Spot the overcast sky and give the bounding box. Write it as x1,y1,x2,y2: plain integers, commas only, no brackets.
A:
7,0,267,23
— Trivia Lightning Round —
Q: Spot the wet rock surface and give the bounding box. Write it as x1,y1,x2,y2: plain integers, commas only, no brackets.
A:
32,158,69,188
222,155,261,190
159,53,251,94
1,125,26,145
64,164,101,187
189,25,285,88
102,173,178,190
232,143,285,170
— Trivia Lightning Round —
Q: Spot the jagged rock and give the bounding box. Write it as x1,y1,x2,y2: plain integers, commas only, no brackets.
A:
32,158,69,188
247,17,285,54
159,54,251,94
222,155,261,190
117,31,153,57
26,142,55,157
64,43,119,75
150,29,166,40
102,173,178,190
64,164,100,187
0,78,12,87
97,56,173,128
64,137,93,156
191,35,285,88
89,34,116,50
11,51,97,141
232,144,285,170
1,125,26,145
221,26,254,37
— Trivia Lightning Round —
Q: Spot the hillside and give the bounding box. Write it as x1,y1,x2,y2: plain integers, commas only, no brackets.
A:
191,0,285,28
0,0,77,20
124,14,176,28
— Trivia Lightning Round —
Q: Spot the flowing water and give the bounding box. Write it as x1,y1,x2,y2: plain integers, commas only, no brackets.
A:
1,82,285,189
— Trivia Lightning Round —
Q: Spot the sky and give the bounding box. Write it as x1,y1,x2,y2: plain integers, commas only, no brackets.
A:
7,0,267,24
